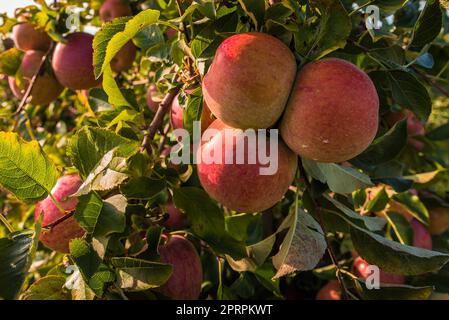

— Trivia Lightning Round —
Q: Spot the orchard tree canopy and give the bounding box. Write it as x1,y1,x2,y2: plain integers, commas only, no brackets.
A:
1,0,449,301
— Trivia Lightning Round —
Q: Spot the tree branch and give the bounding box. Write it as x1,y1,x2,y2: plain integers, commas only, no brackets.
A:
175,0,190,43
14,42,55,116
140,86,181,153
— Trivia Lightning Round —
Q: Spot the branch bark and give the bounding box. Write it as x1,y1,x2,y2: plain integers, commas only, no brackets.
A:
14,42,55,116
140,86,181,153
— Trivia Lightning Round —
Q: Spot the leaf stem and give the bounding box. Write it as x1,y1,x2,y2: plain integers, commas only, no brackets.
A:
0,212,15,233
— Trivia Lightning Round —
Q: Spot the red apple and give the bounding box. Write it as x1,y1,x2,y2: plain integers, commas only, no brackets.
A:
353,256,405,285
100,0,133,23
316,280,341,300
52,32,101,90
410,219,432,250
159,235,203,300
162,202,189,230
197,119,298,213
111,41,136,73
12,22,51,52
146,84,160,112
34,174,86,253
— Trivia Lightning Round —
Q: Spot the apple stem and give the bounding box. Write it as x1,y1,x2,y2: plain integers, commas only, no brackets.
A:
0,212,15,233
298,158,351,300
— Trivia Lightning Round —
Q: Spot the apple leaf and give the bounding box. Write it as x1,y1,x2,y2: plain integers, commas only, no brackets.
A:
0,48,24,76
353,278,433,300
0,132,60,202
0,218,41,300
303,159,373,194
409,0,442,51
20,276,71,300
69,239,115,297
272,208,326,279
111,257,172,291
351,226,449,276
67,126,139,179
173,187,247,259
93,10,160,106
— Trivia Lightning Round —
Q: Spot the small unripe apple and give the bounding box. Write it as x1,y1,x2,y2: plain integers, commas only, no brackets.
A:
316,280,341,300
12,22,51,52
8,50,63,105
203,32,296,129
52,32,101,90
428,207,449,235
410,219,432,250
197,119,298,213
34,174,86,253
353,256,405,285
280,58,379,163
111,41,136,73
166,28,177,39
159,235,202,299
146,84,160,112
100,0,132,23
162,202,189,230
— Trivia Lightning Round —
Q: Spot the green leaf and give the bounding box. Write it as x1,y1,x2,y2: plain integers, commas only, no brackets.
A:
385,211,414,245
173,187,247,259
351,119,408,167
324,194,386,232
373,0,408,12
272,208,326,279
0,48,24,76
0,132,60,202
225,213,259,243
427,123,449,140
388,70,432,122
183,87,204,136
392,192,430,225
93,10,160,106
237,0,265,30
303,160,373,194
409,0,442,51
0,221,41,300
111,257,172,291
67,126,139,179
21,276,71,300
312,0,351,59
354,278,433,300
120,177,166,200
366,187,390,212
69,239,115,297
350,226,449,276
133,24,164,50
75,192,104,235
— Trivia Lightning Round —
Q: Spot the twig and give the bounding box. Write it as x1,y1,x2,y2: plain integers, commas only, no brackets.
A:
14,42,55,116
140,86,181,153
411,65,449,98
158,123,171,153
298,158,350,300
175,0,190,43
42,210,75,230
